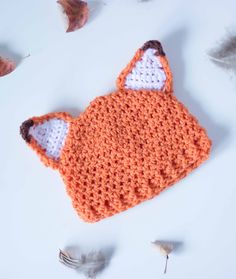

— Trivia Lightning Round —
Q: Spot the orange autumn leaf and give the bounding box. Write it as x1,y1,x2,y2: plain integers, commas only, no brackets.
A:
58,0,89,32
0,57,16,77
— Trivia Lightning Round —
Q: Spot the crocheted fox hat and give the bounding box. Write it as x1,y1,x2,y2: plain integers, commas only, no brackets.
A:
20,40,211,223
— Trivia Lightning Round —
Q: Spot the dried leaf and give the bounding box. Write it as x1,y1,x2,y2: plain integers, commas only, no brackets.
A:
58,0,89,32
151,241,174,274
208,34,236,74
0,57,16,77
59,249,107,278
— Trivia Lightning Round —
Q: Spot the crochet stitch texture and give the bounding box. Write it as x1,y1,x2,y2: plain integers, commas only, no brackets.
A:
20,40,211,222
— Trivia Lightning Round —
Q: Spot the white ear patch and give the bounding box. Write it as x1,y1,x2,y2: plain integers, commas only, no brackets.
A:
29,119,69,160
125,49,166,90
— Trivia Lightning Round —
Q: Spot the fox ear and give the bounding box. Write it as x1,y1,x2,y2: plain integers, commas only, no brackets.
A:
117,40,172,93
20,112,72,169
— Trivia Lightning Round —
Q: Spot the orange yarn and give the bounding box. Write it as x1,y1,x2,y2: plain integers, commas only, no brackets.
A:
20,40,211,222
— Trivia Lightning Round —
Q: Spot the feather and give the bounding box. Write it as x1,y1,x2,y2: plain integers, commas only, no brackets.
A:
208,34,236,74
59,249,107,278
151,241,174,274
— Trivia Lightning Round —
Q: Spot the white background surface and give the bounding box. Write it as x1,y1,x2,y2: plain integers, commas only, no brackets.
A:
1,0,236,278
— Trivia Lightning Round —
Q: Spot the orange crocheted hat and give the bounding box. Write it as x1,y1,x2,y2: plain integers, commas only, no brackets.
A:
20,40,211,223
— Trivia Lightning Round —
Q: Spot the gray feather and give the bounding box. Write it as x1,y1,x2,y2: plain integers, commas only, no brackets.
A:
59,249,107,278
208,34,236,74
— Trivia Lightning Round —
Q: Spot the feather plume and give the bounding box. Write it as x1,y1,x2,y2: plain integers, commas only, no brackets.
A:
59,249,107,278
151,241,174,274
208,33,236,74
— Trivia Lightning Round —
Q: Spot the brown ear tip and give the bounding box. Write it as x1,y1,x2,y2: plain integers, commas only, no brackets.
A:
20,119,34,143
141,40,165,56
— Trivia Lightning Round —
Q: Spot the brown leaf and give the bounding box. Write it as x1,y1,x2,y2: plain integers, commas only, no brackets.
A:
58,0,89,32
0,57,16,77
